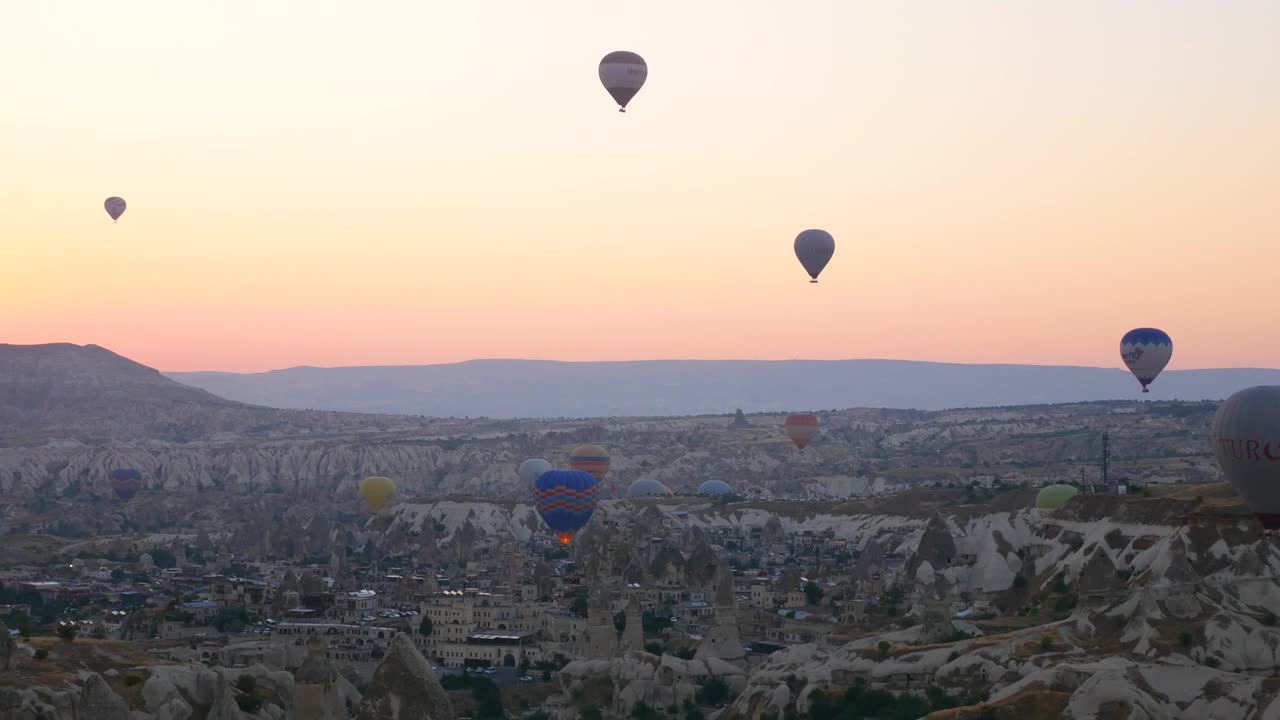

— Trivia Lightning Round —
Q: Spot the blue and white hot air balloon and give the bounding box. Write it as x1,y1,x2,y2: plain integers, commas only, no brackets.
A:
1120,328,1172,393
697,479,732,497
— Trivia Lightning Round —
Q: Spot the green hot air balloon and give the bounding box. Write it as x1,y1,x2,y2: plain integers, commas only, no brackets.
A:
1036,484,1079,513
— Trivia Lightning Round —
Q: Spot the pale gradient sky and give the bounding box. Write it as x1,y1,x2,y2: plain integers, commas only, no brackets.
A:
2,1,1277,372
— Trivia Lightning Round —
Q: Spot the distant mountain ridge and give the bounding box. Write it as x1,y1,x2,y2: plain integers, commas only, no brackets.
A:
169,358,1280,418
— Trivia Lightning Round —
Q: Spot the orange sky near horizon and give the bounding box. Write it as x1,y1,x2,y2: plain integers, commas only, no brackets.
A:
2,1,1278,373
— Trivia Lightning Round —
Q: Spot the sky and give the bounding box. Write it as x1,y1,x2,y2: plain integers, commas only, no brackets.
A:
2,1,1278,372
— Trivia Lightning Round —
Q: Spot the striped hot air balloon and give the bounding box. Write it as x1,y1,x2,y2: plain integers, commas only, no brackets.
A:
569,444,610,480
599,51,647,112
785,413,819,449
533,470,599,544
110,468,142,501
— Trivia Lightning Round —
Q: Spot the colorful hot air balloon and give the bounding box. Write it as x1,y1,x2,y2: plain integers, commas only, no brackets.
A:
569,444,610,480
1120,328,1172,393
697,479,732,497
104,197,127,222
518,459,552,490
358,476,397,512
794,230,834,283
533,470,599,544
1035,484,1079,513
599,51,647,112
110,468,142,501
1211,386,1280,532
628,478,672,498
785,413,819,449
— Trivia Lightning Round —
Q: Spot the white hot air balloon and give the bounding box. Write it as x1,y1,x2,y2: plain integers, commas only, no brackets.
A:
794,229,834,283
1211,386,1280,533
519,458,553,490
1120,328,1172,393
599,51,647,112
104,197,127,222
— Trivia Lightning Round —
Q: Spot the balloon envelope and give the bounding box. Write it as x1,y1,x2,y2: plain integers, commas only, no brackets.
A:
534,470,599,544
1120,328,1172,392
1035,484,1079,512
1211,386,1280,531
104,197,127,222
697,479,732,497
518,459,552,489
110,468,142,501
629,478,672,498
785,413,819,449
359,476,397,512
569,444,610,480
599,51,647,111
794,230,835,282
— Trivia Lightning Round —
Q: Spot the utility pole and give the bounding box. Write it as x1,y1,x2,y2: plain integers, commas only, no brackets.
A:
1102,431,1111,494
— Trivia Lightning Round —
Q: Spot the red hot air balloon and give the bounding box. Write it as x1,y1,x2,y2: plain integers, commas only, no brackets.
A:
785,413,819,449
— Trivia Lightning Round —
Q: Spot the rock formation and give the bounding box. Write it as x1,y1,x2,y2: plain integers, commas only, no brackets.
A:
697,558,745,663
356,634,454,720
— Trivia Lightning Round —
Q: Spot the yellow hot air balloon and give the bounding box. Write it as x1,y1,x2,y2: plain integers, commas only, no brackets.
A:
359,476,396,512
569,444,610,480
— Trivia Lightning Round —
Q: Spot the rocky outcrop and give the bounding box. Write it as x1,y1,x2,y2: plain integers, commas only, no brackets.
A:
560,651,748,719
0,622,12,671
80,673,131,720
141,674,193,720
356,634,454,720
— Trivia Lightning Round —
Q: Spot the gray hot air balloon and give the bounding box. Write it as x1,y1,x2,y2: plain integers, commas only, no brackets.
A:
104,197,127,222
518,458,552,490
599,51,647,113
1210,386,1280,532
794,229,834,283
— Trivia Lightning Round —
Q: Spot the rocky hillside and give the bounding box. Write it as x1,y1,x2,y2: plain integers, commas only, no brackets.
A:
0,343,432,446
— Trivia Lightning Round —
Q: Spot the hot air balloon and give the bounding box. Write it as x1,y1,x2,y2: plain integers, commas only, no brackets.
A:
533,470,599,544
628,478,672,498
794,230,834,283
1035,484,1079,513
518,458,552,490
1120,328,1172,393
1210,386,1280,532
785,413,819,449
104,197,127,222
110,468,142,501
358,476,396,512
569,444,610,480
599,51,647,112
697,479,732,497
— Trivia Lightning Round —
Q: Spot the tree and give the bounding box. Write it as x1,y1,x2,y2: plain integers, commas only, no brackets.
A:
674,647,696,660
471,676,504,719
212,606,250,634
877,640,891,659
696,677,731,706
581,709,604,720
236,674,257,695
91,626,108,640
57,622,78,642
110,568,127,581
644,642,663,655
803,581,824,605
569,587,589,618
419,616,434,637
151,548,177,570
632,702,661,720
614,611,626,635
518,656,530,676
